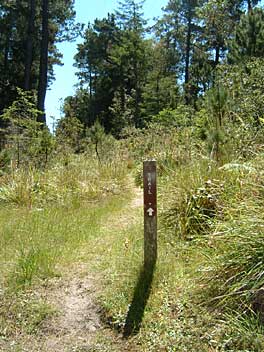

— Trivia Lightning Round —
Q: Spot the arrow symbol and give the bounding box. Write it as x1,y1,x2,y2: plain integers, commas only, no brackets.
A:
147,208,154,216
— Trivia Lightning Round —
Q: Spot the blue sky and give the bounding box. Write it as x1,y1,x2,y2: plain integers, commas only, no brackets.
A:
45,0,168,130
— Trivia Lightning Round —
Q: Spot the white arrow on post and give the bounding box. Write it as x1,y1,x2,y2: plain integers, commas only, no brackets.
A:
147,207,154,216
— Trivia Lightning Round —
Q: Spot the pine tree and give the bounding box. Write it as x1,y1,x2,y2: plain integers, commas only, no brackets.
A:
74,14,121,131
114,0,148,127
228,8,264,63
0,0,77,127
73,1,149,133
116,0,146,32
160,0,204,104
141,40,179,117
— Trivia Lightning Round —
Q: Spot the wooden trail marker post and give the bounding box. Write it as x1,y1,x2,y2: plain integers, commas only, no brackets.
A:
143,160,157,269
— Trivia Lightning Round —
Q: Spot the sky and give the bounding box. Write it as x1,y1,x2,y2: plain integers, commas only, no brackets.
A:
45,0,168,131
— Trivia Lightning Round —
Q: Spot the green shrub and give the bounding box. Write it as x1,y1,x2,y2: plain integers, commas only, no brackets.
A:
162,177,224,240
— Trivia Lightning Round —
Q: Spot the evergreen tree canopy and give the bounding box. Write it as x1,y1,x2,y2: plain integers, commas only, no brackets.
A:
0,0,78,124
228,7,264,63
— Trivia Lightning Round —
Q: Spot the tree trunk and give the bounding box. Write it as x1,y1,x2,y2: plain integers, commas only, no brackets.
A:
184,15,192,104
4,37,10,72
24,0,36,90
247,0,252,12
89,66,92,98
37,0,49,124
3,9,14,73
215,45,220,66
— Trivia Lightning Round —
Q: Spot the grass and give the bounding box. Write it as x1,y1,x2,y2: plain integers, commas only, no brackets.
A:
0,152,128,207
88,150,264,351
0,185,131,350
95,212,220,351
1,129,264,351
0,194,132,290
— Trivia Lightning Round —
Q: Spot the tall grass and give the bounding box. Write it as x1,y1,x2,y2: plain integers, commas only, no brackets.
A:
0,144,131,292
0,187,134,290
0,151,128,208
0,191,130,344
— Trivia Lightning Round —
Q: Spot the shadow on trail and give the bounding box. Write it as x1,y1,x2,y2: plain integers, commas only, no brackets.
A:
123,262,155,338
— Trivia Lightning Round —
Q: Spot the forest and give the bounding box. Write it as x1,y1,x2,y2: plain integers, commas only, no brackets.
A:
1,0,264,351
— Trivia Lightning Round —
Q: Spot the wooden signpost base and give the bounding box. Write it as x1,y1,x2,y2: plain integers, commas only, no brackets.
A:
143,160,157,269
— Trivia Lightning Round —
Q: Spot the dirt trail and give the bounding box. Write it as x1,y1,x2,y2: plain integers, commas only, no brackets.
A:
39,273,102,351
11,184,143,352
131,187,143,209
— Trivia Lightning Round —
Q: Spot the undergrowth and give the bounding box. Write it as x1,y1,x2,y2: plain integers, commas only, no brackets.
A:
0,152,127,208
95,135,264,350
1,126,264,351
0,193,130,350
